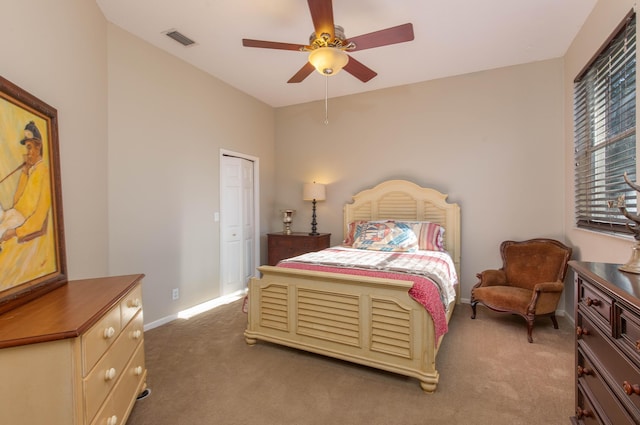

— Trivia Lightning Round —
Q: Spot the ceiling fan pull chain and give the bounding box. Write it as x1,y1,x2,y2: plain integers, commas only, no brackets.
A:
324,76,329,125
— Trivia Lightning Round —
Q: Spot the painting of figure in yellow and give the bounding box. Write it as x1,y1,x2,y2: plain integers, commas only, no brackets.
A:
0,76,66,311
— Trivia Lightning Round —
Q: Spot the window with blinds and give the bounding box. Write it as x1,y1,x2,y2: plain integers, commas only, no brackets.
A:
574,11,636,235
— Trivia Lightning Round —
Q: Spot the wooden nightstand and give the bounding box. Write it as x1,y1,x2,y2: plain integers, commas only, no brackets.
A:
267,232,331,265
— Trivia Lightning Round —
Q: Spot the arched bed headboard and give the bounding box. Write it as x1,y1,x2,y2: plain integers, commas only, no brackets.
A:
343,180,461,279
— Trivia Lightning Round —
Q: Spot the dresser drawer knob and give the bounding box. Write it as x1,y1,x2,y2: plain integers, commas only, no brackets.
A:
586,297,601,307
577,365,594,377
134,366,144,376
635,340,640,352
576,326,590,337
105,367,117,381
576,407,594,419
107,415,118,425
129,298,142,308
103,327,116,339
623,381,640,396
132,329,142,340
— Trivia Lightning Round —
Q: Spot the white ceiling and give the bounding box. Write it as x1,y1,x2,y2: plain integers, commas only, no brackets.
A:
96,0,597,108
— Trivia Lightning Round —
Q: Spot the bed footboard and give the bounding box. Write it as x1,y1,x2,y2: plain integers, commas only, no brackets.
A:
245,266,452,392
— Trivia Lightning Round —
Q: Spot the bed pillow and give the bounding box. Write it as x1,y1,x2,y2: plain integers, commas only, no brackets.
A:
352,221,419,252
395,221,446,252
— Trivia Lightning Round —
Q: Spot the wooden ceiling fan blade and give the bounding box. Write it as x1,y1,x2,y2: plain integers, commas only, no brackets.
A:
343,56,377,82
242,39,307,51
308,0,335,41
346,23,414,52
288,62,315,83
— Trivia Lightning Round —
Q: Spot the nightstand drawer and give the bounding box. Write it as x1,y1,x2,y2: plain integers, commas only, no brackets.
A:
267,233,331,265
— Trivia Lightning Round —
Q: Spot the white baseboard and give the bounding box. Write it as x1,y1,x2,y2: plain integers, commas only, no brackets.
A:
144,314,179,331
144,290,246,331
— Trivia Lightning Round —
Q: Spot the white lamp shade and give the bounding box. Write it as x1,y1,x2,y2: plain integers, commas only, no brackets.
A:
308,47,349,76
303,183,326,201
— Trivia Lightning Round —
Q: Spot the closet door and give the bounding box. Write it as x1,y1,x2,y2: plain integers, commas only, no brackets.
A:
220,155,254,295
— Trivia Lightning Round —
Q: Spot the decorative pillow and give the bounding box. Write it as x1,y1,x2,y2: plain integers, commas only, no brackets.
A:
352,221,419,252
343,220,368,246
343,220,386,246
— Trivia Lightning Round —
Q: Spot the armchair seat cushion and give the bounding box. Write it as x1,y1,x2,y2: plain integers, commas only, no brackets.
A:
471,286,532,314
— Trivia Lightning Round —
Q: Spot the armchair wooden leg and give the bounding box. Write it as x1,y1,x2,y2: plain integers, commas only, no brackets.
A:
470,301,477,319
526,316,535,343
550,314,559,329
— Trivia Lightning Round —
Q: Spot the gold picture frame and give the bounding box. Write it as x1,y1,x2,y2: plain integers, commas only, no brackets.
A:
0,76,67,313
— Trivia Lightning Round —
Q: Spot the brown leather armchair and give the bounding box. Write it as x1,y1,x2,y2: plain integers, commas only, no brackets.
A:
470,238,572,343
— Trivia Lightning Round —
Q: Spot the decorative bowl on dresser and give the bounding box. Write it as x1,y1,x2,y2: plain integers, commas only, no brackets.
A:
267,232,331,266
0,274,147,425
569,261,640,424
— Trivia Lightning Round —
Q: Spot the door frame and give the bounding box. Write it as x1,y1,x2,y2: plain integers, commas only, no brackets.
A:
219,148,260,296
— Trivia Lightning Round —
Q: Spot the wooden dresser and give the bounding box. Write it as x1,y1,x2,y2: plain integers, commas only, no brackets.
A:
0,274,147,425
267,232,331,265
569,261,640,424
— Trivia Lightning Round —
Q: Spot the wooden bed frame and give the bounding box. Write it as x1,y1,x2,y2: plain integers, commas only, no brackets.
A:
244,180,461,392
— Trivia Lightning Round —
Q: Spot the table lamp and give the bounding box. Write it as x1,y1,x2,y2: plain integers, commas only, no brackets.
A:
303,182,326,236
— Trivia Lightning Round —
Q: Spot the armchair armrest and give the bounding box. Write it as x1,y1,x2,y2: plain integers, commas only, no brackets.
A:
475,269,507,287
533,281,564,293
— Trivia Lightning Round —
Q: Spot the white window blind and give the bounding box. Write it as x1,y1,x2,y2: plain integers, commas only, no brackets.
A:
574,11,636,235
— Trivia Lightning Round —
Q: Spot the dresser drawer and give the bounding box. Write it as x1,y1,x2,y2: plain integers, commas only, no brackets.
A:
578,311,640,420
89,395,116,425
575,382,604,424
577,348,637,425
82,305,122,375
113,343,146,419
578,278,613,329
618,303,640,369
121,284,143,328
90,343,146,425
84,311,144,422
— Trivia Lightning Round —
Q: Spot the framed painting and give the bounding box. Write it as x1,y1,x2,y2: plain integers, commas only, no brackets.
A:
0,76,67,314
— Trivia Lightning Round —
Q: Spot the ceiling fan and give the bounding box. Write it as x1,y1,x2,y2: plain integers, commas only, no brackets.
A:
242,0,414,84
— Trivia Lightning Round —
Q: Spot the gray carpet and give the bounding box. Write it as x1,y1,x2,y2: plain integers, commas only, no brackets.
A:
126,299,574,425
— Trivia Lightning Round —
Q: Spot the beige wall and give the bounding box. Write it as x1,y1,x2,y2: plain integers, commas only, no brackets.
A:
563,0,636,263
275,58,566,302
3,0,636,325
1,0,109,278
1,1,276,325
106,24,276,323
562,0,637,312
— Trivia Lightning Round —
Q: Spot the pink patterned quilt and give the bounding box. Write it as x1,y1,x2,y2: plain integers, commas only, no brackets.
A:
277,246,458,342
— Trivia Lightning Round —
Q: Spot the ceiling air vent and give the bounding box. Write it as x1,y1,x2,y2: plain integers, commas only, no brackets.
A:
164,29,196,47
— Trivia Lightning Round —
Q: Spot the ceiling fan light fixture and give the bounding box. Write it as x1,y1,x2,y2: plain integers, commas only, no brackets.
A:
308,47,349,76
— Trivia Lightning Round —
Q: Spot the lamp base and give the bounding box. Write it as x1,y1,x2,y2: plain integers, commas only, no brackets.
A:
309,199,319,236
620,241,640,274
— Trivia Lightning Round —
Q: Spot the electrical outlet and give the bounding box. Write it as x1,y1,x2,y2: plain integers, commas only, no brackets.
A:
172,288,179,300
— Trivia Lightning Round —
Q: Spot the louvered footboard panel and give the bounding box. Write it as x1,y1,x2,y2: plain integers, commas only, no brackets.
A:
370,298,412,359
259,284,289,331
296,289,361,347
